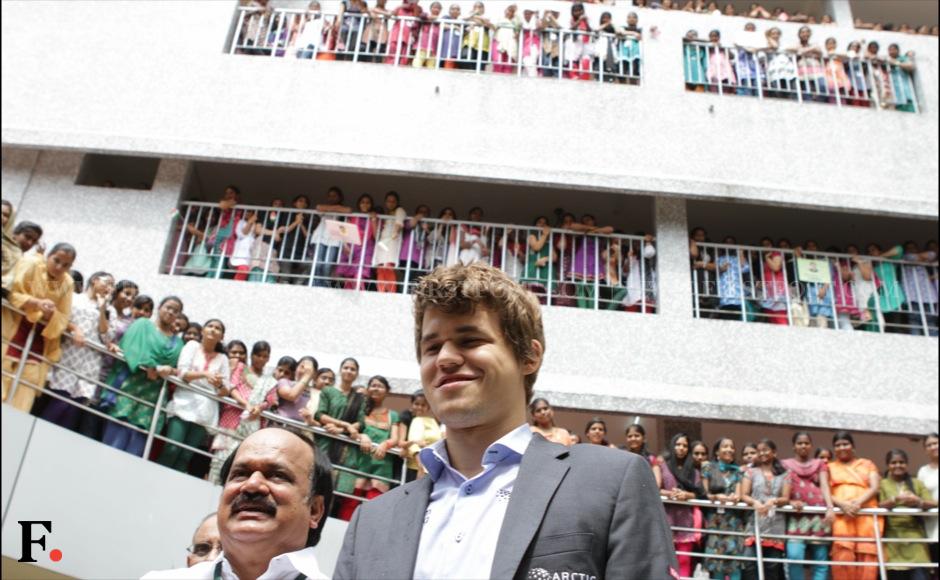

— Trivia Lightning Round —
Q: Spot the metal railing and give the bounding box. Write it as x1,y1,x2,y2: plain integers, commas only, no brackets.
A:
690,242,939,336
683,40,919,112
1,300,406,501
660,497,939,580
229,7,643,85
165,201,658,313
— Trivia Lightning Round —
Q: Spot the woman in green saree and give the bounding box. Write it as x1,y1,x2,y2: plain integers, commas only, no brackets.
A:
101,296,184,457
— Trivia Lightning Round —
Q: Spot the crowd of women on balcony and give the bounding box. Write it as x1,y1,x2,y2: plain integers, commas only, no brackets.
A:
168,185,658,312
237,0,646,81
682,21,919,111
689,227,939,336
2,200,938,578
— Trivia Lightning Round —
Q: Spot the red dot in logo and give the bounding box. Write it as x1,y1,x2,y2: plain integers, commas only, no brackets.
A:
49,549,62,562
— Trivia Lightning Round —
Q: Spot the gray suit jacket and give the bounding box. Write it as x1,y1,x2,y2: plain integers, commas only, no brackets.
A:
334,434,679,580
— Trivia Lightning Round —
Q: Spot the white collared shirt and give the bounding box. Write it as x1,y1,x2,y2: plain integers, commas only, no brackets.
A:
413,423,533,580
141,547,326,580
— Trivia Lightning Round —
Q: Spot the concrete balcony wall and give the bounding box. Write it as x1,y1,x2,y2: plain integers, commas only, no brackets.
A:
7,150,937,436
0,406,348,579
1,1,937,218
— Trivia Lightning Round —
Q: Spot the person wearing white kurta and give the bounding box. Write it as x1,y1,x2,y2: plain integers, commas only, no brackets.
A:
374,195,407,292
917,434,939,546
158,328,231,473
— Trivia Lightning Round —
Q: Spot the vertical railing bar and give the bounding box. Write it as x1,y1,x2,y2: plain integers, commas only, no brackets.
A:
356,215,370,291
912,261,929,335
828,256,839,329
753,505,765,580
436,18,445,70
403,218,415,294
547,231,555,306
781,249,793,326
593,235,600,311
232,9,247,54
873,513,887,580
309,210,322,287
738,247,747,321
871,256,885,333
353,14,363,63
261,208,279,283
5,324,37,403
142,379,168,459
213,208,227,279
169,204,193,275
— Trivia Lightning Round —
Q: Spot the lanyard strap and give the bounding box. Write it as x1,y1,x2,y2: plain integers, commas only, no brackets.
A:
213,560,307,580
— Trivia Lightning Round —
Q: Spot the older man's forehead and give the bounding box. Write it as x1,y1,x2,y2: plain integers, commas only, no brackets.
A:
234,430,314,473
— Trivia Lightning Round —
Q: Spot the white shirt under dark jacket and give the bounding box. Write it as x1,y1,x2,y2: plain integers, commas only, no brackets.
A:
140,547,326,580
413,423,533,580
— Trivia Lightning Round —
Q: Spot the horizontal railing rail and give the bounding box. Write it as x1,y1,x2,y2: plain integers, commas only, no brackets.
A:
691,241,938,336
660,497,939,579
166,200,658,313
229,7,643,84
4,297,938,565
683,39,919,112
1,300,406,495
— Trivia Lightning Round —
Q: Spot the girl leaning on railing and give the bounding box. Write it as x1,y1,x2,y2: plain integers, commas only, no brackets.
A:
42,271,113,431
2,244,76,413
880,449,938,580
101,296,184,457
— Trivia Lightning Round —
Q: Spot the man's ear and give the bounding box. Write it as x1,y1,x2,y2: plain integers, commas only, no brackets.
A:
523,339,544,377
308,495,325,530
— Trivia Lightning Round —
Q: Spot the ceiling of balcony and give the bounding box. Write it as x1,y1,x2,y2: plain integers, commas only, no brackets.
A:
850,0,938,27
185,161,656,233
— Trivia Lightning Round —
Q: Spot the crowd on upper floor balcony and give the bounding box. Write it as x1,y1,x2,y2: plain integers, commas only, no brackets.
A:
237,0,650,81
682,21,919,111
689,226,939,336
169,185,659,312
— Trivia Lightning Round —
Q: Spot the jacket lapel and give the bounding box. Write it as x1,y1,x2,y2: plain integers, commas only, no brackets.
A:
489,435,571,579
385,476,433,579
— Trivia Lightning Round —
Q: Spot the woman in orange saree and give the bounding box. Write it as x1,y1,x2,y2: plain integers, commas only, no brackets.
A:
828,431,883,580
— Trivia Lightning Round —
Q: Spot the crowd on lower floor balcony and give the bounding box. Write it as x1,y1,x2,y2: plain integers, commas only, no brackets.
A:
689,227,939,337
168,186,658,312
683,23,919,111
2,202,938,577
572,422,940,580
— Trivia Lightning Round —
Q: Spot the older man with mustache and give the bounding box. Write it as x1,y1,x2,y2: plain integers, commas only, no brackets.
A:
142,427,332,579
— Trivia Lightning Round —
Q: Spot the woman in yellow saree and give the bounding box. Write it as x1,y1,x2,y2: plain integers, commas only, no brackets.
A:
2,244,75,412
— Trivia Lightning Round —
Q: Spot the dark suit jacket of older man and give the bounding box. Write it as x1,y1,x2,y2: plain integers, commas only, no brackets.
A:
334,433,679,580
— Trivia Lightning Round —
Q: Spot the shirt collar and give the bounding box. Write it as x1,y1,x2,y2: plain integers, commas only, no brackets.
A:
420,423,532,482
214,546,324,580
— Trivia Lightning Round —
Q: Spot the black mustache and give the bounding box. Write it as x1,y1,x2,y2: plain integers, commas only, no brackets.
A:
231,494,277,516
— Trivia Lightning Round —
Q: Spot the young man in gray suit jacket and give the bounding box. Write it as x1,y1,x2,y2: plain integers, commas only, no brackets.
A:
334,263,679,580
